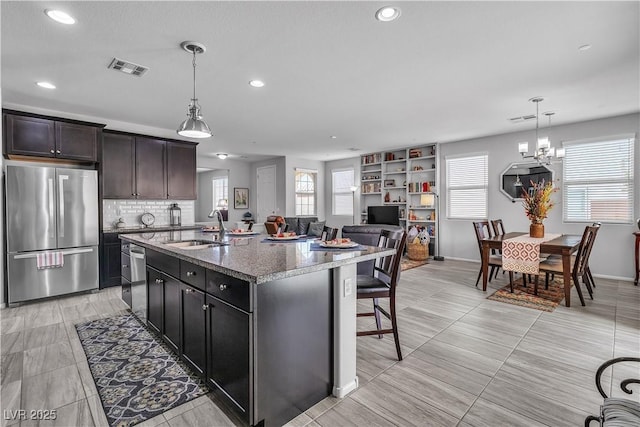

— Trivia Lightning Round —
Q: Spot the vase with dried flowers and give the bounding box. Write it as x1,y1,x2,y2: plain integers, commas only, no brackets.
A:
522,180,556,238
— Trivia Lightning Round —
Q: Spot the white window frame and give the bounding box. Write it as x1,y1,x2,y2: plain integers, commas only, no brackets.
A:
295,168,317,216
446,153,488,220
211,176,228,211
332,168,355,216
562,134,635,224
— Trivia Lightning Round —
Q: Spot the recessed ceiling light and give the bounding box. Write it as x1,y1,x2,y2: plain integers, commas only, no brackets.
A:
578,44,592,51
36,81,56,89
375,6,401,22
330,135,337,139
44,9,76,25
216,153,228,160
249,80,265,88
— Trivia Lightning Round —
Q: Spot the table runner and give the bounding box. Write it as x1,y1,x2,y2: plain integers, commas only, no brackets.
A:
502,233,561,274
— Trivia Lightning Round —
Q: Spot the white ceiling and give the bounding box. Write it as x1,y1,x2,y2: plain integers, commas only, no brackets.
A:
2,1,638,162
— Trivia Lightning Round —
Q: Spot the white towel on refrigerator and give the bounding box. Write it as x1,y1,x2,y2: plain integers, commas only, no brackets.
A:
36,252,64,269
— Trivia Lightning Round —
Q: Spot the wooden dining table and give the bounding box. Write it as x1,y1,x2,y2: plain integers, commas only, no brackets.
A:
482,232,582,307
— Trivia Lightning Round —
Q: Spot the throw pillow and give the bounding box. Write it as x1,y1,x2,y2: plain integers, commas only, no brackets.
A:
307,221,326,237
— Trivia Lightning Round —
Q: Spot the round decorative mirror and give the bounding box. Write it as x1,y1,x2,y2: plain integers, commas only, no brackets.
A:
500,162,553,202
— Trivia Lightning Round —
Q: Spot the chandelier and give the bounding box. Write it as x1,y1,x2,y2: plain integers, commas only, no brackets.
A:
517,97,564,165
177,41,212,139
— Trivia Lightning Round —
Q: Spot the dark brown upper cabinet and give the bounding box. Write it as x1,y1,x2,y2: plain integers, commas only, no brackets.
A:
167,141,197,200
102,131,196,200
3,111,101,162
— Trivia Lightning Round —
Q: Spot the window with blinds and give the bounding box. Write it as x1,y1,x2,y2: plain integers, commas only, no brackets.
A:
295,169,317,215
563,135,634,223
446,154,488,219
212,177,228,210
332,168,355,216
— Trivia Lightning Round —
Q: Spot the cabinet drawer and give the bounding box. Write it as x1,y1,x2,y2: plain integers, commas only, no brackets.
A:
121,280,132,308
121,253,131,281
146,249,179,278
121,241,130,255
180,260,206,292
206,270,250,312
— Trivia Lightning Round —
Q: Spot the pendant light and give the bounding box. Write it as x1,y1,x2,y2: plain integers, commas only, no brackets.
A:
177,41,212,138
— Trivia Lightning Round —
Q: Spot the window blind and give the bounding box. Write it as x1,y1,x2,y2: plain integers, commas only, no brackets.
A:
332,169,354,216
563,136,634,223
446,154,488,219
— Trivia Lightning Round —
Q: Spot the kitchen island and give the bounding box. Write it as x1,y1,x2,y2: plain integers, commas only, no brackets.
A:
120,230,394,427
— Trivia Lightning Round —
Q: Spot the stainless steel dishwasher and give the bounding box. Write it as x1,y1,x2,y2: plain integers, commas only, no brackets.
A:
129,244,147,322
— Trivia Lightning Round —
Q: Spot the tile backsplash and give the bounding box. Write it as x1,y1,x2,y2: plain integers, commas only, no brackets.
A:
103,200,195,228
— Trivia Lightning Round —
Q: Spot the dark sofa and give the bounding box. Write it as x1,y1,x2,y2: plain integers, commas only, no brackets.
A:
284,216,320,235
341,224,404,275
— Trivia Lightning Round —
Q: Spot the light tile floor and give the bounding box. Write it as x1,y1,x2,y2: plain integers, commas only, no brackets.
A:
1,259,638,426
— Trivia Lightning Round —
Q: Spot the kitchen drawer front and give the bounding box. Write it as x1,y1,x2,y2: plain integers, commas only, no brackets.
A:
206,270,251,312
121,279,132,308
146,249,179,278
121,241,130,255
180,260,205,292
121,253,131,282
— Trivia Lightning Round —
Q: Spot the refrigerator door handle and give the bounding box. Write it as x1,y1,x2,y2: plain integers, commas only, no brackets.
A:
13,247,94,259
48,178,55,238
58,175,69,238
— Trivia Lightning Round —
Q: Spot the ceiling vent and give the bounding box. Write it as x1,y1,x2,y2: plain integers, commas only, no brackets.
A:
108,58,149,76
508,114,536,123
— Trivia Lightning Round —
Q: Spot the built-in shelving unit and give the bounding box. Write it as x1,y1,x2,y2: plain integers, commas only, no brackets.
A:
359,144,439,251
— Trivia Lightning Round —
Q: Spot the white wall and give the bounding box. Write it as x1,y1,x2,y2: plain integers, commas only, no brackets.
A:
438,113,640,279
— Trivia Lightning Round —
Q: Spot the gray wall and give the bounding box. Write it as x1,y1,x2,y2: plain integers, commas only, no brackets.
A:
285,157,326,218
324,157,361,233
196,158,251,224
438,113,640,280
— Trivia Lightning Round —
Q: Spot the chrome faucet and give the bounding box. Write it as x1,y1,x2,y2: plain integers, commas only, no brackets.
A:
208,209,226,233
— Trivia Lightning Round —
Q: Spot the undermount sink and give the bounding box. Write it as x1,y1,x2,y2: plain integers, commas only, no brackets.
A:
164,239,228,250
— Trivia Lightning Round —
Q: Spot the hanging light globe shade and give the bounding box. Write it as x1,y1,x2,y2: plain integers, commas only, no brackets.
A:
177,102,212,138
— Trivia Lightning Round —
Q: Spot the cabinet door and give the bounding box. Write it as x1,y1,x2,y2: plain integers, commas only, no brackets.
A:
55,122,98,161
181,284,206,376
4,114,55,157
166,142,197,200
102,133,135,199
146,267,164,335
206,295,251,415
135,137,166,199
100,242,122,288
121,281,132,308
163,273,181,353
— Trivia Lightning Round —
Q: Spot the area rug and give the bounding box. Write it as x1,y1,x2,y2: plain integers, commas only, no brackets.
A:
75,314,207,427
401,256,428,271
487,276,570,312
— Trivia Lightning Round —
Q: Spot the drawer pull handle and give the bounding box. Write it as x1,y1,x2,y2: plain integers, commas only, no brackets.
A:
186,271,196,277
202,304,208,311
219,284,228,291
56,150,61,154
185,288,194,293
50,149,55,154
122,264,128,268
155,278,164,284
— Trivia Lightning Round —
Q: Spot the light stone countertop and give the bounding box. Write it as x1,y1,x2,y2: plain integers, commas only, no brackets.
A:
120,230,394,284
102,224,204,234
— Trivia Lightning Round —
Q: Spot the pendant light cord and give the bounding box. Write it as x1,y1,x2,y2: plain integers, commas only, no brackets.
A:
192,50,197,101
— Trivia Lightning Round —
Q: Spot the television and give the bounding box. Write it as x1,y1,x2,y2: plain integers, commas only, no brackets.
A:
367,205,400,226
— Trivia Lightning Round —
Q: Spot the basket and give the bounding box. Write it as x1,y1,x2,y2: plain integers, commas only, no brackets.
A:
407,241,429,260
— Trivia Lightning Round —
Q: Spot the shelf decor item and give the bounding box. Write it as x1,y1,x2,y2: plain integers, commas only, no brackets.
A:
522,180,556,238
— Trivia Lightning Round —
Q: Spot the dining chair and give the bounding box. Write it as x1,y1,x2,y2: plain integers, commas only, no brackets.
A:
473,221,510,289
356,229,407,361
537,223,601,306
321,226,338,241
264,215,287,234
490,219,506,237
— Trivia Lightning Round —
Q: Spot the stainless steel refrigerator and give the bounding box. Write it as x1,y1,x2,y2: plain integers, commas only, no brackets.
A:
6,165,99,304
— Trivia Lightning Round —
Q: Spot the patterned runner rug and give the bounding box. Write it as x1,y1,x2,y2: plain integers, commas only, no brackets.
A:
75,314,207,427
401,256,428,271
487,276,570,312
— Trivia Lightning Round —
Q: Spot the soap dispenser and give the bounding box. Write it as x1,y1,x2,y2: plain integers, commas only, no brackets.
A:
169,203,181,226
